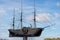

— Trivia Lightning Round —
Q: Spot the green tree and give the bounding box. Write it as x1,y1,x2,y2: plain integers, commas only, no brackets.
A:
44,38,52,40
57,38,60,40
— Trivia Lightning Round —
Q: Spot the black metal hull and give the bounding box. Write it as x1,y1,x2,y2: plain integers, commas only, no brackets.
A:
8,28,44,37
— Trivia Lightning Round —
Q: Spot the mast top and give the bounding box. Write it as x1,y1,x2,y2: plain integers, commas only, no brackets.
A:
20,0,23,28
34,0,36,28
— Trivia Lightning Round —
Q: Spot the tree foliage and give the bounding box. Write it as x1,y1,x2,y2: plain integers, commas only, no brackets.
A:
44,38,60,40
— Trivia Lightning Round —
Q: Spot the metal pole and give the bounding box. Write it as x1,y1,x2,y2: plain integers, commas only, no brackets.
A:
13,9,15,30
23,36,27,40
21,0,23,28
34,0,36,28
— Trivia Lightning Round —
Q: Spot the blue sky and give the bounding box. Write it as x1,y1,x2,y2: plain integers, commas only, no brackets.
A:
0,0,60,40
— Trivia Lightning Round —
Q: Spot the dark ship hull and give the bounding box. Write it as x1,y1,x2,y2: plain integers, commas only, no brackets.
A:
8,28,44,37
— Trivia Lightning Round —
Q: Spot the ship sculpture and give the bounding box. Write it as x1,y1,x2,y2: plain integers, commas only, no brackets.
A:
8,0,55,40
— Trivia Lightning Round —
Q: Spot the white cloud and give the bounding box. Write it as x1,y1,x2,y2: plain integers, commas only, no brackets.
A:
54,13,60,18
56,2,60,6
0,9,6,14
55,21,60,25
26,13,53,23
25,15,33,20
51,27,57,30
36,13,51,22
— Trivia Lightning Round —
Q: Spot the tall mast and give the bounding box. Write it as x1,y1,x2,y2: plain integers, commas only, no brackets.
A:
20,0,23,28
34,0,36,28
12,9,15,30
